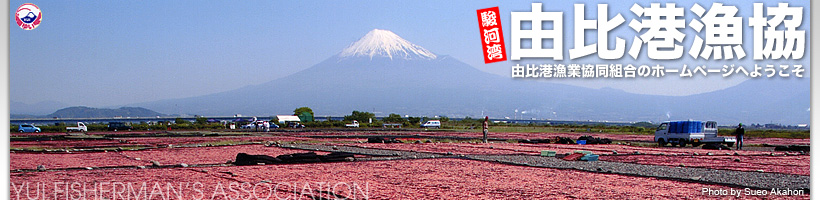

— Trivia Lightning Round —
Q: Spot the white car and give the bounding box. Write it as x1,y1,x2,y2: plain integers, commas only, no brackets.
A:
421,120,441,128
241,123,256,129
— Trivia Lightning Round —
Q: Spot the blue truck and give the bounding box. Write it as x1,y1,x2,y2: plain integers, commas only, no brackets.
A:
654,120,736,147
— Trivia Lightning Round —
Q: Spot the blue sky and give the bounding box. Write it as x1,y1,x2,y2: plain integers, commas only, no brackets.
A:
10,0,810,107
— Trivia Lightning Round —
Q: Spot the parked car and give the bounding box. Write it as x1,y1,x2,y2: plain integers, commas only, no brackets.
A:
421,120,441,128
241,123,256,129
107,122,133,131
18,124,41,133
286,121,305,128
241,121,279,130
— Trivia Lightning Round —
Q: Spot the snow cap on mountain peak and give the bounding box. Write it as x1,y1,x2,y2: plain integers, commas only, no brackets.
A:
339,29,437,60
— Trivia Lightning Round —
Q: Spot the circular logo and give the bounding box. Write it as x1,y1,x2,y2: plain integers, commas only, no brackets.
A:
16,3,42,30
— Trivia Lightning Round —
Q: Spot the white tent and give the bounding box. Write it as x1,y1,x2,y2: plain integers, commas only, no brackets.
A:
275,115,301,124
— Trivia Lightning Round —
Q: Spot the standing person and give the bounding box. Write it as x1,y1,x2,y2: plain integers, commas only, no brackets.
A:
482,116,489,143
735,123,745,150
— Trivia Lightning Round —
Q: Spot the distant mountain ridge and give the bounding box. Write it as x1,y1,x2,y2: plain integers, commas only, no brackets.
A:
11,106,167,119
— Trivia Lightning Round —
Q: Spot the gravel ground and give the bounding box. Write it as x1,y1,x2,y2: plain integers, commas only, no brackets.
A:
601,154,809,175
466,155,809,191
321,142,809,176
286,143,809,191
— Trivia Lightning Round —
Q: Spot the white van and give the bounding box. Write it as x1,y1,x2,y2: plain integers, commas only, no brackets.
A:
421,120,441,128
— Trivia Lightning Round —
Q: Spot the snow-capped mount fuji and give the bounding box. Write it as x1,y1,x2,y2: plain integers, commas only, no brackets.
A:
339,29,437,60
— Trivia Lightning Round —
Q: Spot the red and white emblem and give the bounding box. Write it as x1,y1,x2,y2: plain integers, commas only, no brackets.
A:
16,3,42,30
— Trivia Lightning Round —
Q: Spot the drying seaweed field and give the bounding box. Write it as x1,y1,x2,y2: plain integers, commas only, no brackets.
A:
10,130,810,199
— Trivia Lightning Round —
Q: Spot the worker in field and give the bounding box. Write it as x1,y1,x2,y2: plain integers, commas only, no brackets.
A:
483,116,489,143
735,123,745,150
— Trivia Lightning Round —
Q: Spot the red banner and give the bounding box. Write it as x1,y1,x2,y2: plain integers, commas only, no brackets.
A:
477,7,507,63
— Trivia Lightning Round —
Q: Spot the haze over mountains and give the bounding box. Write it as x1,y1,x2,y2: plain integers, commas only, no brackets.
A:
11,100,68,115
11,106,166,119
12,29,808,125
